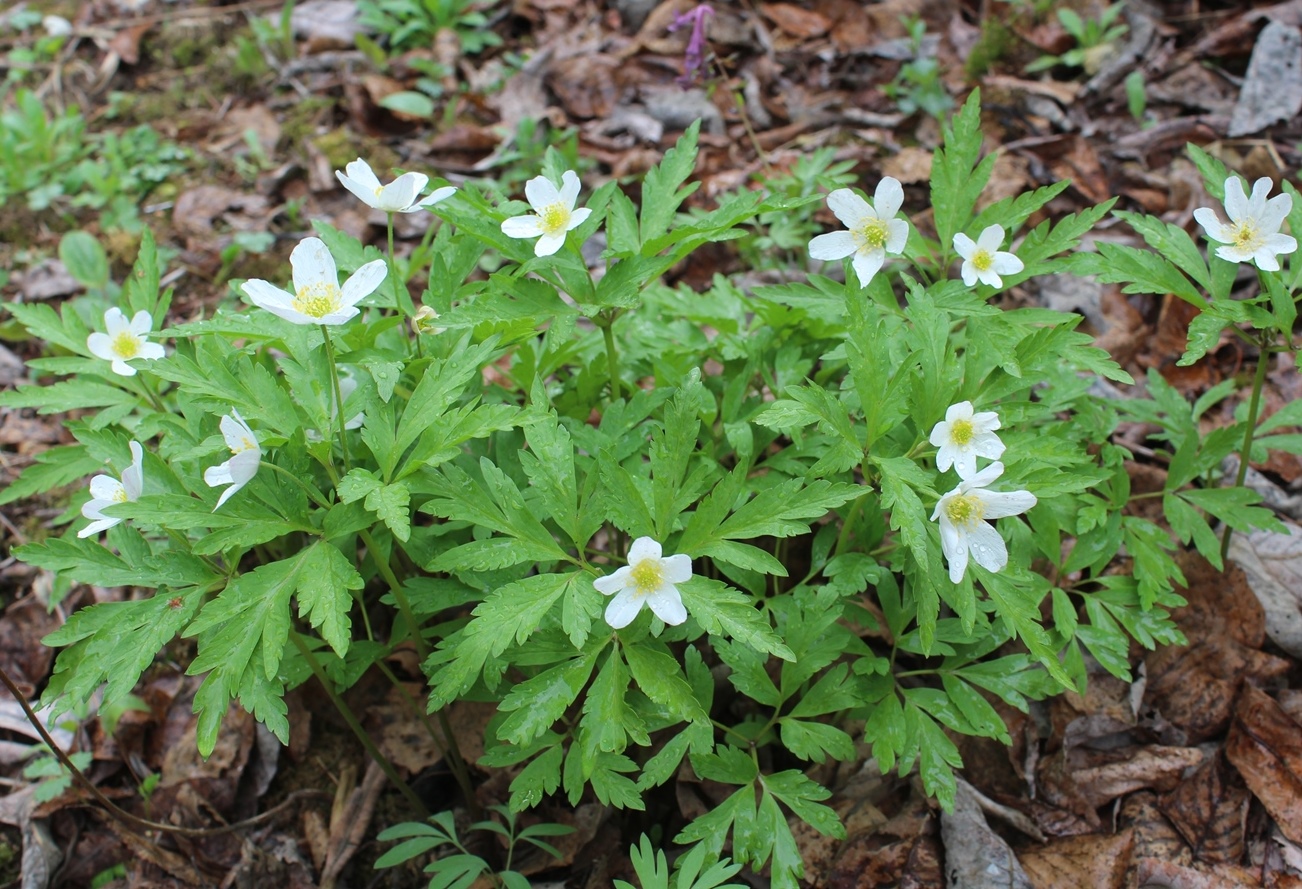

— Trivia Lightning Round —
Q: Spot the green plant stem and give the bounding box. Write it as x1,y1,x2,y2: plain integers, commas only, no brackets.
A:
833,492,868,558
356,528,478,807
262,462,332,510
1220,345,1273,561
320,325,352,473
600,314,621,401
388,212,412,316
129,375,168,413
290,631,428,817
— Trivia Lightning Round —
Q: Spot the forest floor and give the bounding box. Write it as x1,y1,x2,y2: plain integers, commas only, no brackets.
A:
2,0,1302,886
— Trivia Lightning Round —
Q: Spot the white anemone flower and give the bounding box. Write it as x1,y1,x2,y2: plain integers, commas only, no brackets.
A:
78,441,144,538
808,178,909,286
929,401,1005,478
1194,176,1297,271
204,410,261,510
86,308,166,376
953,224,1024,288
335,158,456,214
242,237,387,326
500,170,593,257
931,462,1036,583
593,537,691,629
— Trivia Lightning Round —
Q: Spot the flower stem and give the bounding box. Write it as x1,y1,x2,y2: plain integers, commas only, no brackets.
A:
387,212,412,316
600,312,621,401
1220,345,1273,562
289,630,428,817
262,461,332,510
320,325,352,473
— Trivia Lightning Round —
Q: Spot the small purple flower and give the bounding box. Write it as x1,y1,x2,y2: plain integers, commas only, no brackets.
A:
668,3,714,89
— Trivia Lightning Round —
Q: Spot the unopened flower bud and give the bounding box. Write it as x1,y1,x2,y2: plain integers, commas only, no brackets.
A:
411,305,445,336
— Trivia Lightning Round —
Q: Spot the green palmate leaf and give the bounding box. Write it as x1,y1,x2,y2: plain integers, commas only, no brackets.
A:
716,637,780,707
578,648,649,776
43,588,205,717
930,89,994,250
297,541,362,657
509,744,564,811
624,642,709,723
1062,243,1205,308
59,230,109,289
520,410,582,545
980,568,1071,687
778,718,855,763
2,378,139,414
640,120,702,248
1180,486,1283,535
5,300,88,354
678,577,795,661
939,674,1010,743
587,753,644,809
637,723,711,791
15,537,157,588
0,444,98,506
1114,210,1213,293
761,770,843,838
1018,199,1117,274
365,481,410,542
426,571,581,708
650,373,706,538
904,701,962,810
394,337,499,457
754,383,861,476
124,228,165,318
498,647,602,746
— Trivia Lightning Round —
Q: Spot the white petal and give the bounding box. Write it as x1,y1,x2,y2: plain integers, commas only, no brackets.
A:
850,249,885,287
291,237,336,293
604,589,645,628
960,261,980,287
137,341,166,361
87,332,115,362
1247,177,1274,220
344,159,382,191
337,172,381,209
971,432,1006,460
976,267,1003,288
952,232,977,259
976,224,1005,251
594,566,633,596
341,259,388,307
111,359,138,376
501,215,544,239
951,450,977,479
808,230,856,261
220,411,256,451
661,553,692,584
971,410,1000,431
873,177,904,218
128,310,154,335
104,307,130,336
414,185,457,210
966,521,1008,573
884,218,909,255
1216,244,1252,265
946,401,974,423
975,487,1037,519
212,482,242,511
1250,251,1280,271
1260,193,1293,232
89,475,125,501
204,461,235,487
1193,207,1229,243
825,188,870,228
1223,177,1249,221
316,306,362,326
628,537,663,563
1264,232,1298,256
226,447,262,485
525,175,561,212
647,587,688,626
962,461,1005,490
935,443,956,473
78,514,120,538
558,170,581,209
534,232,566,256
242,279,296,313
991,252,1024,275
379,172,426,211
122,441,145,500
940,519,969,583
567,206,592,231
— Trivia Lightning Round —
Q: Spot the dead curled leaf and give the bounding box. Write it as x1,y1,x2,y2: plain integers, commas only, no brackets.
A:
1228,523,1302,659
1160,752,1251,864
1017,829,1134,889
1225,684,1302,846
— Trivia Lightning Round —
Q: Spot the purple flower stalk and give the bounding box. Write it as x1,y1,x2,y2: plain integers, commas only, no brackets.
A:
668,3,714,89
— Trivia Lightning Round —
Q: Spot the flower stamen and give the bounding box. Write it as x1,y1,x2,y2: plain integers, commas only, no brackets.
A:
111,331,140,359
630,559,663,595
970,249,994,272
293,282,343,319
949,418,975,446
944,493,985,529
539,203,570,235
855,218,889,250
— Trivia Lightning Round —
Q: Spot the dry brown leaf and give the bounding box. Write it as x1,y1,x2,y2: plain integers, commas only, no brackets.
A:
1136,858,1264,888
547,55,622,119
760,2,832,37
1228,523,1302,658
1226,684,1302,845
881,146,933,184
1160,752,1251,864
940,780,1033,888
1074,746,1204,809
1018,829,1133,889
1228,20,1302,136
1121,791,1194,877
1144,552,1291,743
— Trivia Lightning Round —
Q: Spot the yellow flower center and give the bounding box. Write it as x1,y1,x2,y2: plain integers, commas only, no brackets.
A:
630,559,663,595
231,435,256,456
949,418,975,446
1230,220,1262,253
112,486,129,503
293,282,343,319
539,202,570,236
111,331,141,359
944,493,985,529
855,218,889,250
970,249,993,272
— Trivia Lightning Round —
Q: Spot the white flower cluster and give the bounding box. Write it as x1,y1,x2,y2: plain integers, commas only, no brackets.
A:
928,402,1035,583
